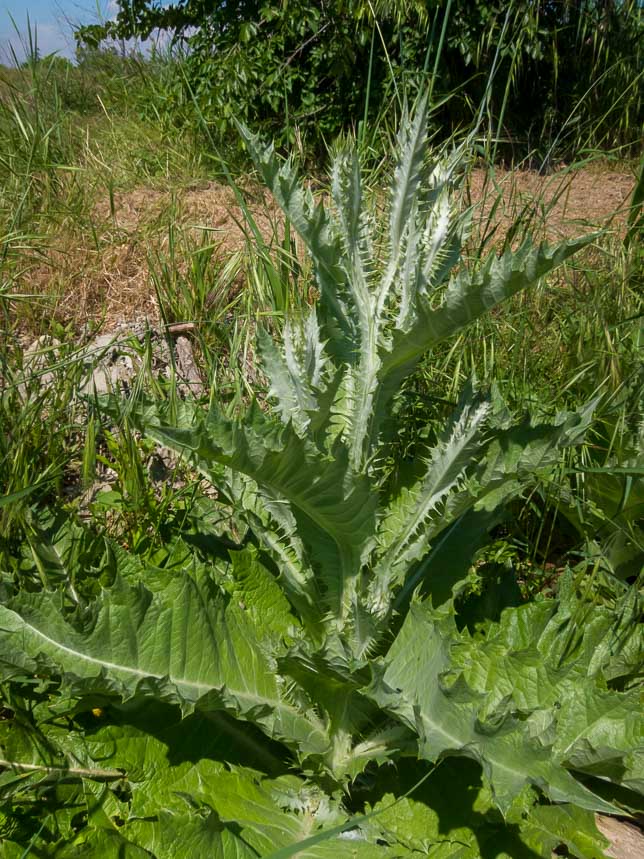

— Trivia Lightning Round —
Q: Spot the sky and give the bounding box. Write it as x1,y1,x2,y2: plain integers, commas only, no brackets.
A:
0,1,119,62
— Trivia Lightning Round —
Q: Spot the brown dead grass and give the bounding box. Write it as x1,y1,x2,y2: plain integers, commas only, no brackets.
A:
14,181,278,333
12,166,636,335
466,166,635,242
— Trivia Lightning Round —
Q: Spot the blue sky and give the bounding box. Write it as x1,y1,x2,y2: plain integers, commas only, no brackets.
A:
0,1,117,61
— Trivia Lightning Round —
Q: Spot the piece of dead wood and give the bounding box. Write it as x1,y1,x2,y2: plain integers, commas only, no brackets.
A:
175,334,204,397
165,322,196,335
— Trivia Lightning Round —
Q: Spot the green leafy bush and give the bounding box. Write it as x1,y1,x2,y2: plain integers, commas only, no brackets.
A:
0,99,641,856
77,1,644,157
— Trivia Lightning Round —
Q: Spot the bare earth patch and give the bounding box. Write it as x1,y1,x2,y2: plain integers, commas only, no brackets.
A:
13,165,636,334
596,815,644,859
467,167,635,241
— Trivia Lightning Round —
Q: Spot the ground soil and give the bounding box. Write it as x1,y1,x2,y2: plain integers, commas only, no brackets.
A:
596,814,644,859
13,163,636,334
466,166,635,240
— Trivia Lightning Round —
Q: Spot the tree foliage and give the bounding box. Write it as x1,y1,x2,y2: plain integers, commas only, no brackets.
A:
77,1,643,157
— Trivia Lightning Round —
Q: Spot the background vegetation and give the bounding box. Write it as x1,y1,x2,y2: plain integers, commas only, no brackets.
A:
78,0,643,159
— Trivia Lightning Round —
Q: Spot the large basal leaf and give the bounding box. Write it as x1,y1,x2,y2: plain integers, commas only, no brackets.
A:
367,600,626,816
364,792,610,858
357,756,610,859
0,567,331,761
71,812,259,859
1,700,609,859
554,685,644,794
452,583,643,798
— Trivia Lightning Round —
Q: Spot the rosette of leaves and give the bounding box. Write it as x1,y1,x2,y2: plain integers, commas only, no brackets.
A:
0,99,641,856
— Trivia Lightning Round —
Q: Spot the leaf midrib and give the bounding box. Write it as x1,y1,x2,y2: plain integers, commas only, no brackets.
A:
10,611,330,749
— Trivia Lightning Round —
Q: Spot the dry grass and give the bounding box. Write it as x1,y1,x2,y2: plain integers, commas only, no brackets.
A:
9,164,636,336
466,165,635,242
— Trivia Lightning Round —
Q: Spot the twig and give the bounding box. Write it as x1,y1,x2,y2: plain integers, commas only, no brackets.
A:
164,321,197,335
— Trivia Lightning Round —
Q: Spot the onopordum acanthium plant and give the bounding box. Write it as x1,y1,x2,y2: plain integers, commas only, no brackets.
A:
0,98,641,857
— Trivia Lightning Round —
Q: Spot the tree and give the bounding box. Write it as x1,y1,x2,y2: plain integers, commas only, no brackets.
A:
76,1,643,158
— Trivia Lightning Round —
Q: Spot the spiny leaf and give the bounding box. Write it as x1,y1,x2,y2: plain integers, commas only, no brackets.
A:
368,602,622,816
0,570,331,760
389,94,430,257
237,121,357,361
105,393,377,620
373,393,490,594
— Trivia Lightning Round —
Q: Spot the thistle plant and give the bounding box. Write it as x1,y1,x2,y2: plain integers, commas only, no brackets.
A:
0,100,640,856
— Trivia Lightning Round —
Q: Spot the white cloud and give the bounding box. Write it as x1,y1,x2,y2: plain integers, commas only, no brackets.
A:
0,21,74,63
33,22,74,57
0,3,185,66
